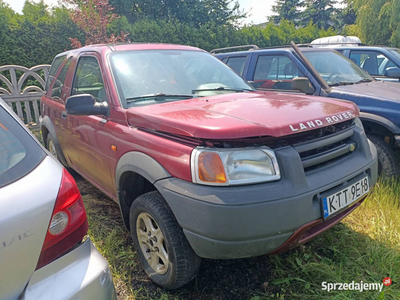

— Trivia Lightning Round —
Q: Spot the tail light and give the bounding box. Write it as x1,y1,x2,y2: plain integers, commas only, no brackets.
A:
36,168,88,269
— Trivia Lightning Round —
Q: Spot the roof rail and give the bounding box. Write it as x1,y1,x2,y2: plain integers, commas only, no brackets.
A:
210,45,259,54
307,42,368,47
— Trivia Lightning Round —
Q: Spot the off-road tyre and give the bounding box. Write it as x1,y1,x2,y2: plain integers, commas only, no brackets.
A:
130,191,201,289
368,135,399,177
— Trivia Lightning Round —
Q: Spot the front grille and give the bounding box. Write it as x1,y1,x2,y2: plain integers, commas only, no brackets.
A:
293,126,355,172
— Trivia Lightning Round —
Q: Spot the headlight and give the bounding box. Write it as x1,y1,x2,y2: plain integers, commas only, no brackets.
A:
353,117,364,130
191,146,280,186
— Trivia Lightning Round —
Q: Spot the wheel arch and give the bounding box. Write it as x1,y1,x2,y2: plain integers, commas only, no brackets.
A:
359,112,399,146
115,152,171,230
40,115,69,166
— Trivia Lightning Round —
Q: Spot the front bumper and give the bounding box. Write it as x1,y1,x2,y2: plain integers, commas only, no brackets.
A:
155,133,378,259
24,239,116,300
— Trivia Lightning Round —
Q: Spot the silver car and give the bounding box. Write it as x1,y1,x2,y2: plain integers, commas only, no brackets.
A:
0,98,116,300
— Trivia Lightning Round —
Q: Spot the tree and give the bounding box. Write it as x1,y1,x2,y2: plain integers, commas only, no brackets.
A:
270,0,304,25
64,0,129,48
301,0,338,30
108,0,246,28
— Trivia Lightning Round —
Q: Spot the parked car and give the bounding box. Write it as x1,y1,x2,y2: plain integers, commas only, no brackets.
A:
40,43,378,289
0,98,116,300
214,44,400,176
310,35,400,82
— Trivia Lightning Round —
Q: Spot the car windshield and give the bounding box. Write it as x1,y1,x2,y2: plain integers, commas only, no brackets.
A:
109,50,254,107
0,105,45,188
302,50,373,86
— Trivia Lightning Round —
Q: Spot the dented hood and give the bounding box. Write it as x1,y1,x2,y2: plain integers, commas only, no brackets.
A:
126,91,358,139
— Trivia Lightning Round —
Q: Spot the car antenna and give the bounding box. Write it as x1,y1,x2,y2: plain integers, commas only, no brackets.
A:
290,41,331,93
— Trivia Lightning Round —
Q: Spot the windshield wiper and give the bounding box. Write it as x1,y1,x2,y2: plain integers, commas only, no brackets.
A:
191,87,254,93
126,93,194,102
329,81,356,87
355,79,373,84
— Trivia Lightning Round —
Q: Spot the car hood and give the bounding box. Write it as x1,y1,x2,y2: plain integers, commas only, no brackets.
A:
126,91,358,139
331,80,400,101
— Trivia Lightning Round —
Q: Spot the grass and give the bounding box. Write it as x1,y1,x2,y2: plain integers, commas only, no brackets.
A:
77,175,400,300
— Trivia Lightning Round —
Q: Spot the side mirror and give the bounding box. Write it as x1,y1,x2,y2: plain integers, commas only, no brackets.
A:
65,94,108,116
384,67,400,79
291,77,315,94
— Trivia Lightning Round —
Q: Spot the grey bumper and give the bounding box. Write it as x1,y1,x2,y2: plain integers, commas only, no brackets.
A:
155,135,378,259
24,239,116,300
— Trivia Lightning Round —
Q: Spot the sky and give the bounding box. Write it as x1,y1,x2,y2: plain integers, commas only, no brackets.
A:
2,0,273,25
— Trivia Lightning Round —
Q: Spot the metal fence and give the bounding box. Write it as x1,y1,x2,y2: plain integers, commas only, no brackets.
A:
0,65,50,130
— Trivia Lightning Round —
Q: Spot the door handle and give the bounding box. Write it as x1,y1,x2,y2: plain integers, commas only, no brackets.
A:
62,111,67,119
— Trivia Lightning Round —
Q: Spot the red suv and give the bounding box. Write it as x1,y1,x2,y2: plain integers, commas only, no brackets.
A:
40,43,378,289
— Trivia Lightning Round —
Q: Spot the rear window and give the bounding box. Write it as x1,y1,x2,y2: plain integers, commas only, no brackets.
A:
0,106,46,188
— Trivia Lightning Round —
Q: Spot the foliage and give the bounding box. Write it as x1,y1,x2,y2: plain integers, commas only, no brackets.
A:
108,0,246,28
343,0,400,47
270,0,304,26
0,0,83,67
0,0,344,68
64,0,128,48
301,0,339,30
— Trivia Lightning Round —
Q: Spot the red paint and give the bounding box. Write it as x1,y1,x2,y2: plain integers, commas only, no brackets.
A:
268,197,365,255
127,91,358,139
41,44,360,200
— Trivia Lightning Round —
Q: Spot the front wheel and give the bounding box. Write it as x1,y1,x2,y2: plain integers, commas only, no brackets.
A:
130,191,201,289
368,135,399,177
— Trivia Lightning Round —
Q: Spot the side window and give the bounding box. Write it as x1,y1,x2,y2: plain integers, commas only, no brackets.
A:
221,57,228,63
72,56,108,102
252,55,305,90
45,55,65,92
349,51,398,76
51,58,71,99
226,56,247,76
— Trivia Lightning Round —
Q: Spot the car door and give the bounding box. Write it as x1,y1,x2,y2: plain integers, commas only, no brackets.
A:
349,50,400,81
248,53,313,92
63,54,114,195
42,56,72,149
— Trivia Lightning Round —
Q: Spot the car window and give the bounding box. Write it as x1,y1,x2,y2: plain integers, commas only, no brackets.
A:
226,56,247,75
221,57,228,63
349,51,398,76
0,106,46,188
45,55,65,92
252,55,305,90
51,58,71,99
72,56,108,103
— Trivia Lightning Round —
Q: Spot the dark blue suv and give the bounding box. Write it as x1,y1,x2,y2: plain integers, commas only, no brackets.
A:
214,45,400,176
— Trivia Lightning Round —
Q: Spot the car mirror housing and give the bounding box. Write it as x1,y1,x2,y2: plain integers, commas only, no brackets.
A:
65,94,108,116
384,67,400,79
291,77,315,94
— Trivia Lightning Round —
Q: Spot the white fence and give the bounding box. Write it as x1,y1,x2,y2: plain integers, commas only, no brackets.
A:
0,65,50,129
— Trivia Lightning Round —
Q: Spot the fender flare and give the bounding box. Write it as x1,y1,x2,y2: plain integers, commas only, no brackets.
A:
40,115,69,166
359,112,400,135
115,151,171,229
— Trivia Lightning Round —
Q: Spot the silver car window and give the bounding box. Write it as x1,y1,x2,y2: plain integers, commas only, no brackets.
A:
0,106,46,188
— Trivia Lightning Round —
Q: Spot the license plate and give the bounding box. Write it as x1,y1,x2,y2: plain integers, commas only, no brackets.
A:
322,176,369,219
